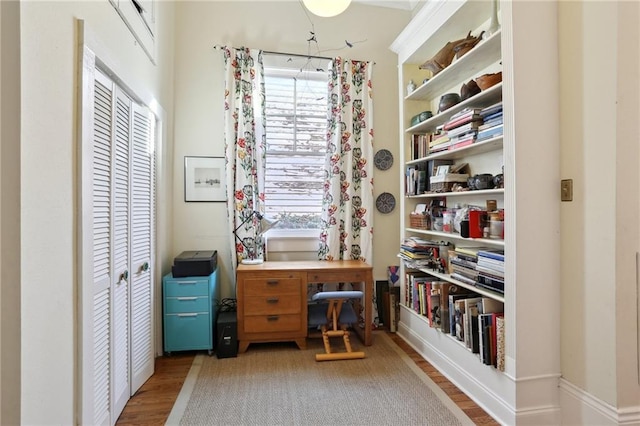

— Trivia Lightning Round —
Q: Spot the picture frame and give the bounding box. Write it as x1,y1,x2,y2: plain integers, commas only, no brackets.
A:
436,165,451,176
184,156,226,202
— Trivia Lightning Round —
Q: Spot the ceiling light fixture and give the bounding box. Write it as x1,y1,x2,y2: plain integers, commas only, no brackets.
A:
302,0,352,17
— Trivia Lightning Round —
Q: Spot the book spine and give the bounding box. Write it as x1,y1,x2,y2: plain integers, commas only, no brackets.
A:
477,250,505,261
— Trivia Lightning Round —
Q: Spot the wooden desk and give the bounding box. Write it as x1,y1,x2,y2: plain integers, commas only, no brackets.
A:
236,260,373,353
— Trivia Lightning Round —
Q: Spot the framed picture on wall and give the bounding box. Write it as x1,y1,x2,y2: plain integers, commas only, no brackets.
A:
184,156,226,202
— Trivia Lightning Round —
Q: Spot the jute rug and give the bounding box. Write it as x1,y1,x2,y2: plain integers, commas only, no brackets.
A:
166,332,473,425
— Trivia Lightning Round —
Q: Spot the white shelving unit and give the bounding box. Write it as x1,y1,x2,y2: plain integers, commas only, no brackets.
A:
390,1,562,424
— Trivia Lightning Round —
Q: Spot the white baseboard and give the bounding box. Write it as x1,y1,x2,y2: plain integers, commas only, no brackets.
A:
560,379,640,425
397,313,561,425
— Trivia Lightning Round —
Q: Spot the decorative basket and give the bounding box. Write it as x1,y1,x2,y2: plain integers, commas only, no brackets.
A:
409,212,430,229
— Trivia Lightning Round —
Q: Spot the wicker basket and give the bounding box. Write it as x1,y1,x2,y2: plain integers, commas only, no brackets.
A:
429,173,469,192
410,212,430,229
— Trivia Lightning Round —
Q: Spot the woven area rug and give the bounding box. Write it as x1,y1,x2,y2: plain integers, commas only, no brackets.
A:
166,332,473,425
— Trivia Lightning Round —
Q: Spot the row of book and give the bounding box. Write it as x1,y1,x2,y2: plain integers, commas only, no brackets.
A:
477,102,503,142
403,271,505,370
448,246,505,294
408,101,505,161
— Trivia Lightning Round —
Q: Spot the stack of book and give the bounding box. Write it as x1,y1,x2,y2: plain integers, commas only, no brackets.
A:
448,246,480,285
428,126,450,153
477,102,503,141
399,236,449,271
475,249,505,293
437,108,482,152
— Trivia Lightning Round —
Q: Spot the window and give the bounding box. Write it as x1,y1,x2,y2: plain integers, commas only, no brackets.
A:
263,63,329,230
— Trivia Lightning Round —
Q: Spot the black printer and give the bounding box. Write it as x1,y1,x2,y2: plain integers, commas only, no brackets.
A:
171,250,217,277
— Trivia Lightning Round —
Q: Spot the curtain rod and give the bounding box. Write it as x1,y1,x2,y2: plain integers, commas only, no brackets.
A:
214,45,372,64
262,50,332,61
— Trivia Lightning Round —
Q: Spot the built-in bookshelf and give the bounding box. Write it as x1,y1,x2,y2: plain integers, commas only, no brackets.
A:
391,1,562,424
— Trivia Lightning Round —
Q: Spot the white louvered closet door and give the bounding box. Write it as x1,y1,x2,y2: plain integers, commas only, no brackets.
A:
112,86,132,418
89,68,115,426
80,46,156,425
129,102,155,392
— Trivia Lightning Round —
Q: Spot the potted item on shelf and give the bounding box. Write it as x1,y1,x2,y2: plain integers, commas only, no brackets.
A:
438,93,461,113
410,110,433,126
475,71,503,91
460,79,481,100
472,173,495,190
493,173,504,188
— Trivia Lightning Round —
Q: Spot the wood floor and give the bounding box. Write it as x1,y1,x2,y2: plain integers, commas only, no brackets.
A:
116,331,499,425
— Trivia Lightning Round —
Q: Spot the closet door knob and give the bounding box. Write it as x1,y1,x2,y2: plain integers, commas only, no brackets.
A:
141,262,149,272
120,270,129,281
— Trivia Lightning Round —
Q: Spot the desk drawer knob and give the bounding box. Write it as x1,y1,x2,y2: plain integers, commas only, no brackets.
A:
267,315,279,321
266,280,279,285
266,297,279,304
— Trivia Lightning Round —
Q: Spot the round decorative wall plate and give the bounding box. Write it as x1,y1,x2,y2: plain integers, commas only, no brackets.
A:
376,192,396,213
374,149,394,170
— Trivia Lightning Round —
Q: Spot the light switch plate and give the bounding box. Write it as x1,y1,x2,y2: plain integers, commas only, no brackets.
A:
561,179,573,201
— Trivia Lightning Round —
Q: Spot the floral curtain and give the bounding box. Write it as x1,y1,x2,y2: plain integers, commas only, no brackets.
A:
222,47,266,268
319,58,374,263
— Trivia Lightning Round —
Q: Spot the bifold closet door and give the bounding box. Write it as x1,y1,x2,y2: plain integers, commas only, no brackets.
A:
129,102,155,392
80,50,155,425
112,86,133,418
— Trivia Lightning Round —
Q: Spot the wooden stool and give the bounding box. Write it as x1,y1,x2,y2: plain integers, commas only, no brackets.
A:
308,291,365,362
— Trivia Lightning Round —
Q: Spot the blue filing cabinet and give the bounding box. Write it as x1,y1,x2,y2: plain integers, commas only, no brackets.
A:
163,269,219,355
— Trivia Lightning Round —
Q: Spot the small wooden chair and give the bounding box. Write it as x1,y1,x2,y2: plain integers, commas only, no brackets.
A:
308,291,365,361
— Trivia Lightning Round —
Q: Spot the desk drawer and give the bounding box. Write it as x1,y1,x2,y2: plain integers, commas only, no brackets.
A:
244,314,301,333
244,277,301,296
164,279,209,297
308,270,368,283
165,296,209,314
244,294,300,315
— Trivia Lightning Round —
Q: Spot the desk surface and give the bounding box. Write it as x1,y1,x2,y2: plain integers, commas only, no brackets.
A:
237,259,372,272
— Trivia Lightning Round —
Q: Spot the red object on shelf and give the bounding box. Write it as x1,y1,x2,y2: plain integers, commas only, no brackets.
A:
468,210,486,238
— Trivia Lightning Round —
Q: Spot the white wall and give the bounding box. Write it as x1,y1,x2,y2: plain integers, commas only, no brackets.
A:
172,1,411,298
559,0,640,420
19,1,175,424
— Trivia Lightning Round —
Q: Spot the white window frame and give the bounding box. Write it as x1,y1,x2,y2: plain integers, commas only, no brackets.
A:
263,63,329,233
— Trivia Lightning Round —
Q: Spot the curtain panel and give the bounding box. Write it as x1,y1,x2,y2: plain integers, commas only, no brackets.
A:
319,58,374,263
222,47,266,267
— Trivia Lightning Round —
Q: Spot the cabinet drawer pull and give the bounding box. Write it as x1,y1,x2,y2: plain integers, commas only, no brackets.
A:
267,315,279,321
177,313,198,317
177,281,198,285
266,280,279,285
177,297,198,301
266,297,279,304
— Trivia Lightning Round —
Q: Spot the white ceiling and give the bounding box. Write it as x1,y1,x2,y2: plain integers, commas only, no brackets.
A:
353,0,420,11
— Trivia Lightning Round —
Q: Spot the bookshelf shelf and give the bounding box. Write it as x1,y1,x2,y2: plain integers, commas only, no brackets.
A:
405,30,502,102
407,136,503,164
406,188,504,199
405,228,505,248
406,82,503,134
414,268,505,303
